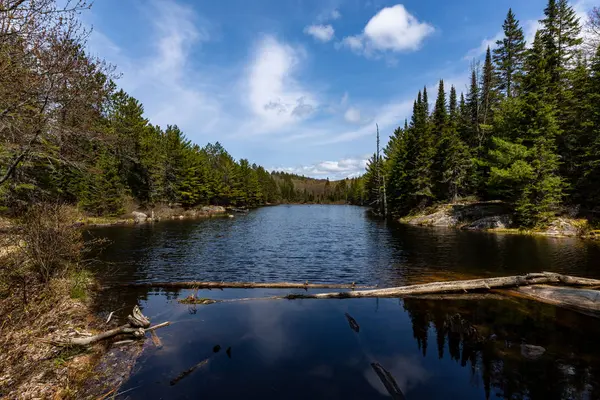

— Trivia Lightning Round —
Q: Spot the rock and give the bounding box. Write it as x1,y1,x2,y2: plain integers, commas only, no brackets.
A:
520,344,545,360
545,218,580,237
464,215,513,230
131,211,148,223
201,205,226,213
405,208,458,227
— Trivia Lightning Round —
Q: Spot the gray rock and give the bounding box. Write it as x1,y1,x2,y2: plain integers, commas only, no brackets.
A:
521,344,546,360
465,215,513,230
545,218,580,236
406,209,458,227
201,205,226,213
131,211,148,223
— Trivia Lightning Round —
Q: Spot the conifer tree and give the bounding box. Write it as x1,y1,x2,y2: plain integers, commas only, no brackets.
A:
466,66,480,147
481,47,497,125
540,0,583,87
488,32,564,226
493,8,527,98
439,85,472,201
580,46,600,206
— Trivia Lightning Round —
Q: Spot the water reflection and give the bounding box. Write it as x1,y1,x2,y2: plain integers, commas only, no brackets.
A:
87,206,600,399
112,290,600,400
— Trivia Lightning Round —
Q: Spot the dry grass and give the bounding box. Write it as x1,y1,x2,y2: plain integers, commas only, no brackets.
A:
0,204,113,399
0,277,104,399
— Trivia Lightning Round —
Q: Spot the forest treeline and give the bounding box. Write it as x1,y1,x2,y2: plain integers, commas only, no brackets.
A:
0,1,364,217
364,1,600,227
273,172,365,204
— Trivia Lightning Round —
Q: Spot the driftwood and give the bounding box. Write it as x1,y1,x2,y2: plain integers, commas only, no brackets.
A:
120,281,373,290
50,307,168,347
283,273,600,299
510,285,600,317
168,273,600,316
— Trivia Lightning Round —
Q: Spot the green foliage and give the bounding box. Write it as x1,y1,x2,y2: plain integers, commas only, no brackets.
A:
375,1,594,228
493,9,527,97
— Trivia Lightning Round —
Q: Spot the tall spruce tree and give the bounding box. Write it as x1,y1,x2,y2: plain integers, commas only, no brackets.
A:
488,32,564,226
580,46,600,206
540,0,583,87
493,8,527,98
481,47,497,125
439,85,472,201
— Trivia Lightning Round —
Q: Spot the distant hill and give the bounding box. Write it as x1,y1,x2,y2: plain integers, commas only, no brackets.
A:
270,172,365,204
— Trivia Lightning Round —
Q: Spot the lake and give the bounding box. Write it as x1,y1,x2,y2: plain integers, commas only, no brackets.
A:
91,205,600,399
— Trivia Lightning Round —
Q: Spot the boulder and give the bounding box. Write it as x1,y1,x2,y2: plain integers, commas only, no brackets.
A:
131,211,148,223
521,344,545,360
405,209,458,227
545,218,580,237
201,205,226,213
464,215,512,230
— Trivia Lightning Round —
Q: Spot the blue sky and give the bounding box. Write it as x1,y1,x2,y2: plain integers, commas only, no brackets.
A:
86,0,598,179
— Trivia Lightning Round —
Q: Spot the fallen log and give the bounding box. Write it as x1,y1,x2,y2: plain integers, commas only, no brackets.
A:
49,307,169,347
118,281,373,290
284,273,600,299
509,285,600,317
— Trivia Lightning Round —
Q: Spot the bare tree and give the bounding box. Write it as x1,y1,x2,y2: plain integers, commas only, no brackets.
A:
0,0,114,190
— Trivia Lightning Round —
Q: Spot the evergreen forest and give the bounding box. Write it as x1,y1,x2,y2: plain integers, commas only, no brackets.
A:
363,1,600,227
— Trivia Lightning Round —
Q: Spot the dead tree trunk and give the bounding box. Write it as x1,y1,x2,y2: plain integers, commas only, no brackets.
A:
286,272,600,299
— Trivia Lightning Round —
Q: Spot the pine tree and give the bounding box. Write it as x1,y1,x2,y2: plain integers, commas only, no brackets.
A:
466,65,480,147
432,80,448,197
580,46,600,206
540,0,583,87
493,8,527,98
439,85,472,201
481,47,497,125
488,33,564,227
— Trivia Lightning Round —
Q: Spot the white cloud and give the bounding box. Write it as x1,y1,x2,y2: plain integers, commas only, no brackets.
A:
271,156,369,179
340,92,349,107
340,4,434,57
319,99,413,144
344,107,362,124
245,36,317,133
87,0,221,136
463,31,503,60
317,8,342,22
304,24,335,42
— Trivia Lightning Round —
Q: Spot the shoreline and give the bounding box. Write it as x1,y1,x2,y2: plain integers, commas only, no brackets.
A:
397,202,599,240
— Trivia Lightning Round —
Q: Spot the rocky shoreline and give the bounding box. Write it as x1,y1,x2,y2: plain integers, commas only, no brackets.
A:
78,205,231,228
399,202,598,239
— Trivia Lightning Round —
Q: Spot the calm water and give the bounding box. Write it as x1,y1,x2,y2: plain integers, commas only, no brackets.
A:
90,205,600,400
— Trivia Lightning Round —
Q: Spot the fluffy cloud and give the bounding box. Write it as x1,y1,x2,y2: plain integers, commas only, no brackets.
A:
344,107,362,124
304,24,335,42
246,36,317,132
271,157,369,179
340,4,434,56
87,0,221,136
463,32,503,60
